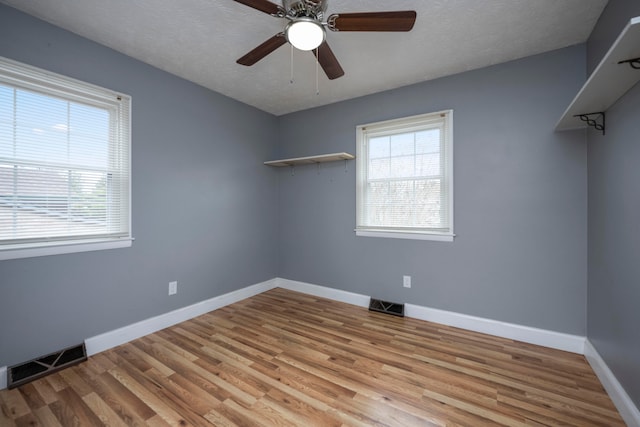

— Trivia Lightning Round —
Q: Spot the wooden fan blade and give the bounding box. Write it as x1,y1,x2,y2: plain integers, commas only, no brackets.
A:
315,41,345,80
328,11,416,32
237,34,286,66
233,0,281,16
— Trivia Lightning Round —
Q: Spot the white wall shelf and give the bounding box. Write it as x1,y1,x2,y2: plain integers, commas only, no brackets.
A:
555,16,640,134
264,152,354,167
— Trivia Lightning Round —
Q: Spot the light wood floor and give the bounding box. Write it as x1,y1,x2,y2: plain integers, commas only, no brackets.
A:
0,288,625,426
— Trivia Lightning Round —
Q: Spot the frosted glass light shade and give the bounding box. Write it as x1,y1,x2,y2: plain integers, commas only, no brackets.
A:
286,19,325,51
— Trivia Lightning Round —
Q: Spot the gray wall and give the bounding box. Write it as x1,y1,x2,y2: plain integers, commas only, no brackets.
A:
0,5,279,368
277,46,588,335
586,0,640,408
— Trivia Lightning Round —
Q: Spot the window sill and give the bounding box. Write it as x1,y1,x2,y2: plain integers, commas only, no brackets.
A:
355,229,454,242
0,238,133,261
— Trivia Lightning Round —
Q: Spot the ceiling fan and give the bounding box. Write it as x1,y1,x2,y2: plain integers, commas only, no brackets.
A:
234,0,417,80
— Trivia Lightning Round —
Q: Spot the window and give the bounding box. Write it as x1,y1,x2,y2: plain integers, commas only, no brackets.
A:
356,110,453,241
0,56,131,260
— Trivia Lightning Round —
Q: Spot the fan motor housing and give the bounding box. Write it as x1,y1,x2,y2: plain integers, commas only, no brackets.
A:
284,0,327,19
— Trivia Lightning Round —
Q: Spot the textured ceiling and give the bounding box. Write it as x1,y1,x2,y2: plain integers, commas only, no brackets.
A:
1,0,607,116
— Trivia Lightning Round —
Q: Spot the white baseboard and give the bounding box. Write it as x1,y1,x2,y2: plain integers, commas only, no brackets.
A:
274,278,370,308
276,278,585,354
405,303,586,354
0,366,6,390
585,340,640,427
84,278,278,357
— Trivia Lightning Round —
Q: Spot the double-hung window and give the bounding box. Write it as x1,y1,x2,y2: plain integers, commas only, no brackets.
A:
0,57,131,260
356,110,453,241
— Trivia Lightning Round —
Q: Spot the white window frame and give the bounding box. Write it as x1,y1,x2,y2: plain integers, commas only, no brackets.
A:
356,110,454,242
0,56,132,260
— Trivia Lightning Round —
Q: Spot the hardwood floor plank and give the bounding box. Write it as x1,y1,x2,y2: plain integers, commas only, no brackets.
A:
14,411,41,427
33,405,64,427
29,378,59,406
82,391,130,427
144,369,215,419
144,414,172,427
0,400,17,427
497,390,615,426
107,365,190,426
202,408,237,427
119,339,176,377
262,387,342,427
0,388,31,420
48,387,105,426
199,345,337,416
411,349,622,420
167,362,228,406
242,399,301,427
57,366,95,397
43,373,67,393
252,357,357,403
213,399,259,426
15,383,46,410
90,352,117,373
86,371,157,424
148,333,199,363
422,386,525,426
0,288,625,426
337,392,441,427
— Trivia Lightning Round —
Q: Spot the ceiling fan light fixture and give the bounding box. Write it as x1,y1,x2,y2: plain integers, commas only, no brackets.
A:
286,18,325,51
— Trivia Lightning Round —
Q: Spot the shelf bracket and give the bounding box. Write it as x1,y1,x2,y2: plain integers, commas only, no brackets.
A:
290,165,295,176
618,57,640,70
574,112,605,135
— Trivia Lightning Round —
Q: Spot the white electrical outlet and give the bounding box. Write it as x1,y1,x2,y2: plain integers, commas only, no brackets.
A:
168,281,178,295
403,275,411,288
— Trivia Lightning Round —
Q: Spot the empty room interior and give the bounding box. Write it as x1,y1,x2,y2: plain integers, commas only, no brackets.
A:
1,0,639,425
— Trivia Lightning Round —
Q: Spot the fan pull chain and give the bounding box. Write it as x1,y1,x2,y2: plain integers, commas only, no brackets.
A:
290,44,294,84
315,47,319,95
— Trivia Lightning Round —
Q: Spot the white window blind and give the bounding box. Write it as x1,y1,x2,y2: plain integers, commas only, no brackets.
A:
0,57,131,255
356,110,453,241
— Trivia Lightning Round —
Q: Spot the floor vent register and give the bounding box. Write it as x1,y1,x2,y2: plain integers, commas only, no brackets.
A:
8,343,87,389
369,298,405,317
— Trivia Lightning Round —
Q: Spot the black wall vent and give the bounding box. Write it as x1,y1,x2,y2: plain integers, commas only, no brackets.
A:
369,298,405,317
8,343,87,389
